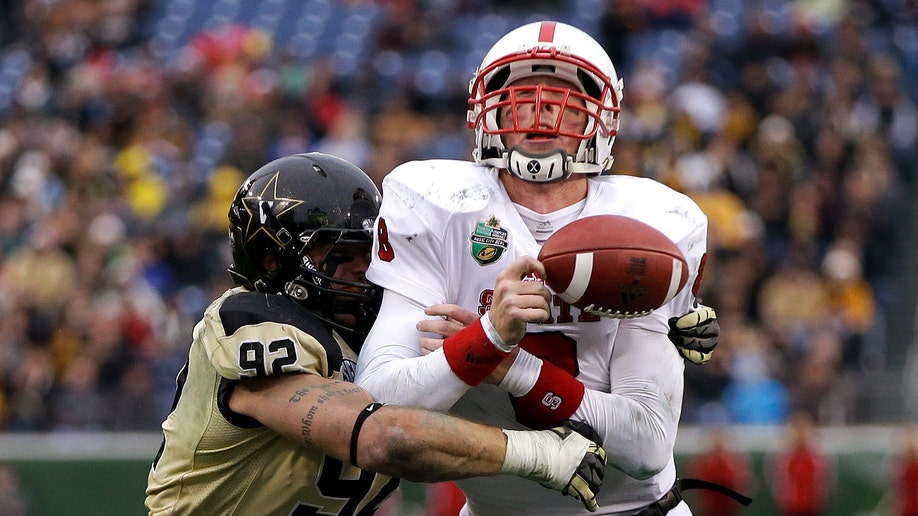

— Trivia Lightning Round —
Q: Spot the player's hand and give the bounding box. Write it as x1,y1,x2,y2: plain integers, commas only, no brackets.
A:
489,256,551,346
667,303,719,364
417,304,477,355
541,421,606,512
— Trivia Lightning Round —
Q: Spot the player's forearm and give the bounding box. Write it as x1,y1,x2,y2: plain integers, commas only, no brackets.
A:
356,407,506,481
359,407,603,499
230,374,378,461
499,354,677,478
356,349,470,410
356,296,472,409
574,387,677,479
232,373,504,480
571,319,683,479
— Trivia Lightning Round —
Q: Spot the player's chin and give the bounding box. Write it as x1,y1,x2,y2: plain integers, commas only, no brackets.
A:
520,137,578,155
333,313,358,327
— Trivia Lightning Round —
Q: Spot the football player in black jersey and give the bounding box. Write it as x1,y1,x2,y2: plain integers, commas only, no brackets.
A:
145,152,607,515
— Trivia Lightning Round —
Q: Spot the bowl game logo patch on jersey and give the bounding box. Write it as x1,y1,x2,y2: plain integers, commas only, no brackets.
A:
470,216,508,265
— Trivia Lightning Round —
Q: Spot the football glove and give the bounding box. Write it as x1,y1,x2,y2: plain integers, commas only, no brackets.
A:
548,421,606,512
667,303,719,365
502,420,606,512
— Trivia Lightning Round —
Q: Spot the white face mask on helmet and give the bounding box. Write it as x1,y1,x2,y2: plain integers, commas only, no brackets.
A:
467,21,624,182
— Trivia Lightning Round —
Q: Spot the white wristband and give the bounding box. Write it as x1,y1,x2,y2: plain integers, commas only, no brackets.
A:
481,311,513,352
497,349,541,396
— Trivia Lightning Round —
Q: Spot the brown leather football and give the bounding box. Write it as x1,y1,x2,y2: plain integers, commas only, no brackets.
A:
538,215,688,318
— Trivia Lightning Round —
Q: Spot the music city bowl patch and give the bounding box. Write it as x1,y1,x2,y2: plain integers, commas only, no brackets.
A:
470,216,508,265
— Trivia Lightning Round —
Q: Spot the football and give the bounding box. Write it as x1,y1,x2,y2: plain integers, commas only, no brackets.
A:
537,215,688,318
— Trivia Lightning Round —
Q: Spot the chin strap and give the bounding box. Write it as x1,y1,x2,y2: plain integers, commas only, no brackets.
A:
506,146,571,182
481,146,608,180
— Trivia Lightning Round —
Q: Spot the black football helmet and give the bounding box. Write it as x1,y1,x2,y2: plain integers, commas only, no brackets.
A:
228,152,381,345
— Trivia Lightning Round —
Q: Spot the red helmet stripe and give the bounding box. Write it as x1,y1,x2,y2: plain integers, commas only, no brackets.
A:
538,21,556,42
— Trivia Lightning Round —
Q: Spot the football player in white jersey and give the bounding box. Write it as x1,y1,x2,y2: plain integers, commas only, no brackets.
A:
144,153,608,515
356,21,722,515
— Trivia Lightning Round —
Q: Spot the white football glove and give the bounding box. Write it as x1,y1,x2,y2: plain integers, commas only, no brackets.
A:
667,303,719,364
502,421,606,512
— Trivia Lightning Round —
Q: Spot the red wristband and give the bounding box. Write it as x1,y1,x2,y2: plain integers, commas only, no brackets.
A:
510,360,585,429
442,318,510,386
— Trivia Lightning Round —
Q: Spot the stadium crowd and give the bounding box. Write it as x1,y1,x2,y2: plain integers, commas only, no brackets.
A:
0,0,915,437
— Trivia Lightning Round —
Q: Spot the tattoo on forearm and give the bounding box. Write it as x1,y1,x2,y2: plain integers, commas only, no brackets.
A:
301,405,319,442
314,385,364,404
288,381,363,404
289,381,365,444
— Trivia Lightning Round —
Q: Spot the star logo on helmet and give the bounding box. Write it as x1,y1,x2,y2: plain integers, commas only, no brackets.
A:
241,171,305,247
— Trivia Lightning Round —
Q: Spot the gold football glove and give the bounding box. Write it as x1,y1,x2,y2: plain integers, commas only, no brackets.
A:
667,304,719,365
549,421,606,512
502,421,606,512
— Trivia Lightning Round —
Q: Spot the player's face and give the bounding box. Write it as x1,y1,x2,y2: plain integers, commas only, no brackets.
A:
312,242,371,282
498,76,588,157
308,240,373,327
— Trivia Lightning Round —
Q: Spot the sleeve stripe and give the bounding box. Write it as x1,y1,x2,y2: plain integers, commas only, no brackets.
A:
664,259,683,304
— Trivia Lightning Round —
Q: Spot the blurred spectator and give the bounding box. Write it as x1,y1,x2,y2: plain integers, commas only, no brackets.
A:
685,428,753,516
266,111,312,161
682,348,732,425
187,165,246,233
756,251,830,357
0,222,78,313
106,359,162,431
0,195,28,259
366,93,437,185
0,464,29,516
767,412,835,516
374,0,439,53
50,355,111,431
313,103,373,169
850,55,918,185
5,344,55,431
821,238,879,370
598,0,649,74
890,426,918,516
670,42,727,139
788,329,850,424
722,325,790,424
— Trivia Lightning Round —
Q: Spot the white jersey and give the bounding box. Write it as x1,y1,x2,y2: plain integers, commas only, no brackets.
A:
357,160,707,515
